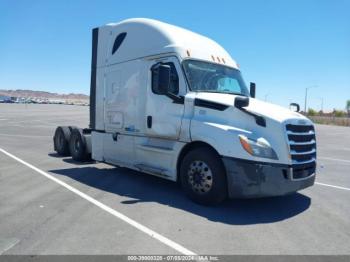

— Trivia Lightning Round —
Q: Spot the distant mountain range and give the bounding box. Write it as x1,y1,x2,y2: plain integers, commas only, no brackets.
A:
0,89,89,100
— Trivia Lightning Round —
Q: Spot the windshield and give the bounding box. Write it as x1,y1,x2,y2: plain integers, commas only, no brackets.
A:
182,59,250,96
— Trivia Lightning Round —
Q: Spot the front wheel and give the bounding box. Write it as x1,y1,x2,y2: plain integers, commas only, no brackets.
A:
180,147,227,205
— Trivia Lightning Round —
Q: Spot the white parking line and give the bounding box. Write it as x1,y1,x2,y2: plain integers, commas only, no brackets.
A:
0,148,196,255
316,182,350,191
318,157,350,164
0,238,19,254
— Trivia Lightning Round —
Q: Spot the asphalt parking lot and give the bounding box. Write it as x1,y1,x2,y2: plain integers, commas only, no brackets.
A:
0,104,349,255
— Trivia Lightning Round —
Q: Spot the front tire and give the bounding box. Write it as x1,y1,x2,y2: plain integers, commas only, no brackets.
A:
180,147,227,205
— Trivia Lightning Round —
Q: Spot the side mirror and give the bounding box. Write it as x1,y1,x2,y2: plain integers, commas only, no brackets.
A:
235,96,250,108
152,64,171,95
290,103,300,112
250,82,256,98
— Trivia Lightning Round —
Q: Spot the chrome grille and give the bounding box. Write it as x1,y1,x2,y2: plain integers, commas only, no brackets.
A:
286,124,316,165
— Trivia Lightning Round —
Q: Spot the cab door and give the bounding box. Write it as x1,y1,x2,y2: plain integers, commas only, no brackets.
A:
145,57,186,139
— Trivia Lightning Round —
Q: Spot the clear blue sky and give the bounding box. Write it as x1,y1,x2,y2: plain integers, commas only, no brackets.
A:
0,0,349,111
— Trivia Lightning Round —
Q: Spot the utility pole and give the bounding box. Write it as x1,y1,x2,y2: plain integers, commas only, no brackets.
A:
304,85,317,113
319,97,324,112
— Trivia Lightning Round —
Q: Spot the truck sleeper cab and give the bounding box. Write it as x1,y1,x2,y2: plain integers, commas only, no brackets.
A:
53,18,316,205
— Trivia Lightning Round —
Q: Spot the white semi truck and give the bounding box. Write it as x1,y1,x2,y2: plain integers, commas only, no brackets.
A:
53,18,316,205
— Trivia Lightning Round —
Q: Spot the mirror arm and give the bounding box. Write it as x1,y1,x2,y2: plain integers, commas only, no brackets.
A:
289,103,300,112
166,92,184,104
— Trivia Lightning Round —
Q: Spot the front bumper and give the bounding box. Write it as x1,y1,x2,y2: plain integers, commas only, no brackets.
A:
222,157,316,198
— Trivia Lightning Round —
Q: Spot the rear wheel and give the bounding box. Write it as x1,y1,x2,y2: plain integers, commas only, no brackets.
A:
53,126,71,156
180,147,227,205
69,128,90,161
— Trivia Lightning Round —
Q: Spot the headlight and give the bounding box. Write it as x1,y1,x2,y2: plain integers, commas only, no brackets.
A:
238,135,278,160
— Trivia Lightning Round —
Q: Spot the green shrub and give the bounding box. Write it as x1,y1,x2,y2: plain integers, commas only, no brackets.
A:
334,110,346,117
308,108,317,116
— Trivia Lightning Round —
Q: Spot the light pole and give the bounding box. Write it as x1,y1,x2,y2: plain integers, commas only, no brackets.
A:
304,85,317,113
318,97,324,112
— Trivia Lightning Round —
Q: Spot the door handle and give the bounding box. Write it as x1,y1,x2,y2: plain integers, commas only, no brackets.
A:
147,116,152,128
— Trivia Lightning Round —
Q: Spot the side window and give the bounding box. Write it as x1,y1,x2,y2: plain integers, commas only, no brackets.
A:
152,62,179,95
112,32,127,55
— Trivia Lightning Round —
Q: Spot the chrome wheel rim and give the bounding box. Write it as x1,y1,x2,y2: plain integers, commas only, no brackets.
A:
187,160,213,194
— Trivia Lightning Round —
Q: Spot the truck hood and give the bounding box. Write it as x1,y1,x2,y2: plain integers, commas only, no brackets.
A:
193,92,310,124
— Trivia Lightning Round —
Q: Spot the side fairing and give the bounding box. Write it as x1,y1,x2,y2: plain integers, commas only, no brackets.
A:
95,59,148,133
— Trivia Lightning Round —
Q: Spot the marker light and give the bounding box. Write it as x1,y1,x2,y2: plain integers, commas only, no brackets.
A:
239,136,254,155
